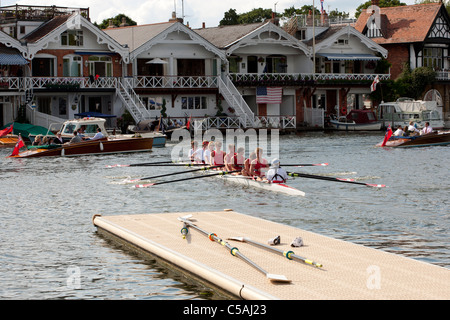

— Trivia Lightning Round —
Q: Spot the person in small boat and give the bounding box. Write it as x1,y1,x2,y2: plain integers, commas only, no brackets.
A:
209,141,225,167
188,141,198,162
421,122,433,135
67,130,82,144
89,128,104,140
250,147,268,180
224,144,236,171
193,141,209,164
52,132,64,144
266,158,288,184
242,152,256,176
32,135,43,146
41,136,51,145
393,125,405,136
408,121,420,135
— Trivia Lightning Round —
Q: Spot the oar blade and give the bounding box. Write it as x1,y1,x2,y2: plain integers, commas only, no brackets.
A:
132,183,155,188
366,183,387,188
266,273,291,283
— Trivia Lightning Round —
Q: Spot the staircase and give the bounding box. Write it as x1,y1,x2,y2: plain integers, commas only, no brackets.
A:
218,76,255,128
116,79,152,123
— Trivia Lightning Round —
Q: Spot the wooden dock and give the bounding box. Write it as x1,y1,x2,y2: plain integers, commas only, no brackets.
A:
92,210,450,300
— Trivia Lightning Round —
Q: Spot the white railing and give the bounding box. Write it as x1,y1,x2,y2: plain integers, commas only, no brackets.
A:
0,77,119,90
132,76,219,89
229,73,390,84
116,79,152,123
436,71,450,81
254,116,296,129
25,106,66,130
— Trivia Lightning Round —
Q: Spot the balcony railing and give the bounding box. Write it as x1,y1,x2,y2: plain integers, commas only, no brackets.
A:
229,73,390,87
436,71,450,81
132,76,219,89
0,77,119,90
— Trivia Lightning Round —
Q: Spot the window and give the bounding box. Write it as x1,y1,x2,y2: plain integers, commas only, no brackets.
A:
63,55,82,77
88,56,113,77
61,30,84,46
422,47,443,69
181,96,207,109
37,97,51,115
229,57,240,73
334,39,348,45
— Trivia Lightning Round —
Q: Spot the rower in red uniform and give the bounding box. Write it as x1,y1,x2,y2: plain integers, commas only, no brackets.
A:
224,144,236,171
250,147,268,180
229,147,245,174
242,152,256,176
210,140,225,168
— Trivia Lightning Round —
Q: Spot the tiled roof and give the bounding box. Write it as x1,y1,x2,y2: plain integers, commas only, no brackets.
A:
22,15,71,43
103,22,176,52
355,3,443,44
193,22,266,49
354,3,443,44
303,25,346,46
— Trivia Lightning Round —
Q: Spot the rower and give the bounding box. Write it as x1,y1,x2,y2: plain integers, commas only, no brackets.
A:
193,141,209,164
210,141,225,167
242,152,256,176
266,159,288,184
188,141,198,162
230,147,245,174
224,144,236,171
205,141,215,165
250,147,268,180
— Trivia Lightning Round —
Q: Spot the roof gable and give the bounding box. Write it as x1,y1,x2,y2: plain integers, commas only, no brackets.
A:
23,13,130,62
355,3,445,44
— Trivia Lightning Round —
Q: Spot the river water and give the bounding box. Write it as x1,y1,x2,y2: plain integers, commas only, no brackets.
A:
1,131,449,299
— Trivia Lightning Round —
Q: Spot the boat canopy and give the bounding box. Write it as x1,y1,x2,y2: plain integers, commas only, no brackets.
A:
1,122,54,139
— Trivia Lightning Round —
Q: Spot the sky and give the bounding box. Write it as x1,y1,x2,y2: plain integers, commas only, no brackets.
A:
3,0,418,29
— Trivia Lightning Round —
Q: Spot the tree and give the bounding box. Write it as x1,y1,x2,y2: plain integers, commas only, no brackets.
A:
238,8,274,24
95,14,137,29
219,8,239,26
355,0,406,18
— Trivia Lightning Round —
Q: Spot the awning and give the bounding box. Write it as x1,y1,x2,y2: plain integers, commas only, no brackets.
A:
317,53,381,61
74,112,117,118
74,51,116,56
0,48,29,65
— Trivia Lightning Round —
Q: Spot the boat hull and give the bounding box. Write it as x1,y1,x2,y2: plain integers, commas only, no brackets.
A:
377,132,450,148
0,135,18,148
330,120,382,131
9,137,153,158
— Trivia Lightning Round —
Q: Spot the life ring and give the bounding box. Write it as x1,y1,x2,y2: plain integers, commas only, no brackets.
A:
341,107,347,115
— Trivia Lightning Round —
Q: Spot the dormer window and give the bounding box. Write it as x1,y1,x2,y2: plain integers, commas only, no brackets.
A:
61,30,84,46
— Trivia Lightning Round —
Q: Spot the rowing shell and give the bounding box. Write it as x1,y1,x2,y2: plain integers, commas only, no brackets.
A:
198,168,305,196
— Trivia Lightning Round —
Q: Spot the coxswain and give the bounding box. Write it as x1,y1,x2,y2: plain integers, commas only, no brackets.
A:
266,159,288,183
250,147,268,180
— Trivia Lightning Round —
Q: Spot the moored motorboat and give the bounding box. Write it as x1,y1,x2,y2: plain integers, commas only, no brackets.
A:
329,109,382,131
376,131,450,148
0,135,18,148
9,136,153,158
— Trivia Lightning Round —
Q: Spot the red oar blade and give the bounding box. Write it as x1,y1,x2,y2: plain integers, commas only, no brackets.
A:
366,183,387,188
132,183,155,188
106,164,130,168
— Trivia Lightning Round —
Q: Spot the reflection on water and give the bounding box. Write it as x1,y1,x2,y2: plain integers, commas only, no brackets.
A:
0,131,449,299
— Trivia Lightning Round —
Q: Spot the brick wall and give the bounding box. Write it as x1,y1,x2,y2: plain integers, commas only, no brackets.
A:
384,44,409,80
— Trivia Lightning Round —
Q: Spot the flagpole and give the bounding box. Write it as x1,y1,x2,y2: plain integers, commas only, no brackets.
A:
312,0,316,74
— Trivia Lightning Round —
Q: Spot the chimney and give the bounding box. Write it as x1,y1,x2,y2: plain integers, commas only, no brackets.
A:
119,17,128,27
169,11,184,23
271,12,279,26
107,19,115,28
202,22,205,29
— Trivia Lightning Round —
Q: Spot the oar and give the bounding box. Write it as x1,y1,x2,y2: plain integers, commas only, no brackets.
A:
287,171,386,188
106,160,175,168
132,170,241,188
123,165,224,184
228,236,323,268
178,216,291,283
282,163,328,168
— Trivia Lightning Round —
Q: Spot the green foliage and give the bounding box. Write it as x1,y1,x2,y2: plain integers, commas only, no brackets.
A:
219,9,239,25
161,99,167,118
95,14,137,29
355,0,406,18
220,8,274,26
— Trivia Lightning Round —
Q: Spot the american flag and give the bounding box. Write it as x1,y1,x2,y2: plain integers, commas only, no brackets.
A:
256,87,283,104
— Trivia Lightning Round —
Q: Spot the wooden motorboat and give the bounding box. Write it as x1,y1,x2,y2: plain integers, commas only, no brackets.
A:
8,136,153,158
376,131,450,148
330,109,382,131
0,135,18,148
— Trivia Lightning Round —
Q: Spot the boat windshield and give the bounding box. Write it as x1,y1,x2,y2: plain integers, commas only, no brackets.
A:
63,123,77,134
